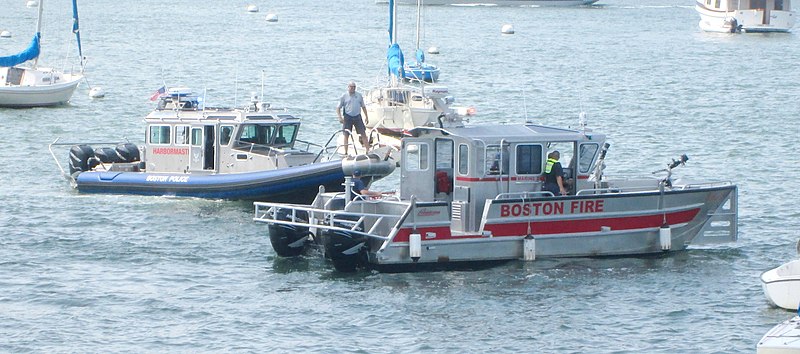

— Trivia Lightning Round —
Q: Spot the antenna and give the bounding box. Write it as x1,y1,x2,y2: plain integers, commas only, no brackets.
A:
523,87,529,123
234,67,239,107
260,69,265,104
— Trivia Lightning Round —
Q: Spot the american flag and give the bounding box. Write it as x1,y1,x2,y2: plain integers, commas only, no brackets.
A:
149,85,166,101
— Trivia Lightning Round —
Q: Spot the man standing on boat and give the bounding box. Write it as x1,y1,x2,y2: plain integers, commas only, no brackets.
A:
336,81,370,155
544,151,567,196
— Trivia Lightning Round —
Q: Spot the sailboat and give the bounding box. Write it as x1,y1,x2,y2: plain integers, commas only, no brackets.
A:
0,0,84,107
403,0,440,82
361,0,472,155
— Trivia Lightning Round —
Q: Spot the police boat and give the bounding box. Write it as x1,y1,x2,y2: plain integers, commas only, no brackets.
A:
49,87,395,202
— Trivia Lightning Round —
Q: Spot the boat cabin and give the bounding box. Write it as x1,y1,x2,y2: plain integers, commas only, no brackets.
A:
142,90,319,174
399,124,607,233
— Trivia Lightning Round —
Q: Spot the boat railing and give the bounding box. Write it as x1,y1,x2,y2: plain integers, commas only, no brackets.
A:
254,201,404,241
316,129,364,161
495,191,554,199
48,137,132,181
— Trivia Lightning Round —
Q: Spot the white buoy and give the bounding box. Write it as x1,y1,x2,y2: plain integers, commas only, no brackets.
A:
427,46,440,54
265,13,278,22
26,0,38,8
246,5,259,12
0,31,10,38
89,87,105,98
501,24,515,34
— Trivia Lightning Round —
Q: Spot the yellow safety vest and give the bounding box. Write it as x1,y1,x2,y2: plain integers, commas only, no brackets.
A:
544,158,558,174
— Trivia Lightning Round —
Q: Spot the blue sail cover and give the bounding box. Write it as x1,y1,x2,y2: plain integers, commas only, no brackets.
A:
0,33,41,67
387,43,405,79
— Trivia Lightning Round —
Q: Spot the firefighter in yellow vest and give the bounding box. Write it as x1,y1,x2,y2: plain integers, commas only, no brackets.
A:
544,151,567,196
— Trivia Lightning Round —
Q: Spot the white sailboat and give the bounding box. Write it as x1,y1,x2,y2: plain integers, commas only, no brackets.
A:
696,0,795,33
0,0,84,107
359,0,472,157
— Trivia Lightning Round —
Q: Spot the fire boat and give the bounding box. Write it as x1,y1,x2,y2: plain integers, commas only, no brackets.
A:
254,122,738,272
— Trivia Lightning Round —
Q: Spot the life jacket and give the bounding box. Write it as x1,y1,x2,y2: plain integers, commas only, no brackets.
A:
545,158,558,174
435,170,452,194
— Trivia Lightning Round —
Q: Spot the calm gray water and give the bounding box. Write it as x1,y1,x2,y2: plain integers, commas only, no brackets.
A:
1,0,799,352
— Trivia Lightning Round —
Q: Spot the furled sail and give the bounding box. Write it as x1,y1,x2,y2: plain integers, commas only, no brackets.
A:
72,0,83,65
387,43,405,78
386,0,404,78
0,33,41,67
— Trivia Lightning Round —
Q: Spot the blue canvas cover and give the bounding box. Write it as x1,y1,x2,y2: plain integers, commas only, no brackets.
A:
387,43,405,78
0,33,41,67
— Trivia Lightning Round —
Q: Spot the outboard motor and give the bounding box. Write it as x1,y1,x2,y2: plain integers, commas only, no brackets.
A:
267,208,310,257
94,147,122,163
115,143,140,163
322,227,367,272
68,144,95,175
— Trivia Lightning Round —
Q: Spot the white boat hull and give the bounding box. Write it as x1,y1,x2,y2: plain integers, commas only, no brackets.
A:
0,67,82,107
762,259,800,311
758,316,800,353
378,0,598,6
696,0,795,33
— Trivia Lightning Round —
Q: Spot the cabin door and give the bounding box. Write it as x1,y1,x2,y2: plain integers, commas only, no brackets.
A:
400,139,434,200
189,126,216,171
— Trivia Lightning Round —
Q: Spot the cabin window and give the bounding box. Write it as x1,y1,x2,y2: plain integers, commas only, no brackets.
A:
149,125,171,145
578,143,599,173
705,0,711,5
191,128,203,146
776,0,784,10
714,0,720,7
458,144,469,175
516,144,543,175
175,125,190,145
274,124,297,145
436,139,454,169
220,125,234,146
485,145,509,175
239,124,273,145
404,143,429,171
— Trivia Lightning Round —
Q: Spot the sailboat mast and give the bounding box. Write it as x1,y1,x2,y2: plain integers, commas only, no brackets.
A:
33,0,44,69
415,0,421,49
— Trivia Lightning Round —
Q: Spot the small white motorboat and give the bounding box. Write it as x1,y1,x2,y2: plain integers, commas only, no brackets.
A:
758,313,800,353
762,247,800,311
696,0,795,33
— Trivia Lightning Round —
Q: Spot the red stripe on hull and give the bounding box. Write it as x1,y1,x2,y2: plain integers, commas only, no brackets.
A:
391,208,700,242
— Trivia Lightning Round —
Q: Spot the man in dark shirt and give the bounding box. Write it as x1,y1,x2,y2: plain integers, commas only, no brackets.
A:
351,170,382,198
543,151,567,196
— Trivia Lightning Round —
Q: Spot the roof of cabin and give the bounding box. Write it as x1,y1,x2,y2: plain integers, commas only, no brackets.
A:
411,124,605,142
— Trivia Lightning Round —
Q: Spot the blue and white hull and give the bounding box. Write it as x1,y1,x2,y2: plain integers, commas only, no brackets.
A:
75,160,345,202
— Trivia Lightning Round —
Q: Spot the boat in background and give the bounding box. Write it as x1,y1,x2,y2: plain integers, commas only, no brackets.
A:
758,309,800,353
255,121,738,272
762,242,800,311
0,0,84,107
376,0,599,5
359,0,473,157
49,87,394,202
403,0,440,83
696,0,795,33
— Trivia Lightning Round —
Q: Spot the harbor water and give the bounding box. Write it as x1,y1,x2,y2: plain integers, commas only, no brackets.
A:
1,0,799,351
